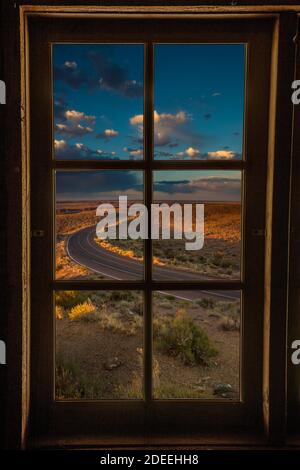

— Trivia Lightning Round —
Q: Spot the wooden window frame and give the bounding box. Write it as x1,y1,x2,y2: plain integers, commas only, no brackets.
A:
288,16,300,443
28,15,273,445
1,2,300,450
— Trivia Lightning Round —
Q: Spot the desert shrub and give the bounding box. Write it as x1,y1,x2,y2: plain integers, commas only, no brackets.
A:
220,315,240,331
108,290,135,303
177,254,188,262
99,310,142,335
197,297,215,309
212,251,225,266
56,290,88,309
68,300,97,322
100,291,143,316
218,300,240,315
165,295,176,302
55,305,64,320
132,299,143,316
220,260,231,268
159,300,173,310
154,309,218,366
154,384,205,399
115,374,143,399
56,354,104,399
118,349,158,398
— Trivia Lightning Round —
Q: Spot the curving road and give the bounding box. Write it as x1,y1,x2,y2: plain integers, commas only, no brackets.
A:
67,225,239,301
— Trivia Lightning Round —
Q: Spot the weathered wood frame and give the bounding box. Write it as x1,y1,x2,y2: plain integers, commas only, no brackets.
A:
1,1,299,450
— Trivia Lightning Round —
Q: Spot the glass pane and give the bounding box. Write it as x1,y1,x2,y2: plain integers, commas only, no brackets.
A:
55,290,144,400
154,44,245,160
152,170,242,280
55,170,144,280
153,291,241,399
53,44,144,160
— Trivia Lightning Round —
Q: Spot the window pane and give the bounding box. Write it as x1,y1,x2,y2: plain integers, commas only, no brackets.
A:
152,170,242,280
154,44,245,160
55,170,144,280
55,290,144,400
53,44,144,160
153,291,241,399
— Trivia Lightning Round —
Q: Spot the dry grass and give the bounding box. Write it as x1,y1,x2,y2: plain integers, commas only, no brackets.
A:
95,238,164,266
68,301,97,322
56,239,91,279
56,209,96,235
56,290,143,336
220,315,240,331
204,204,240,242
98,309,142,336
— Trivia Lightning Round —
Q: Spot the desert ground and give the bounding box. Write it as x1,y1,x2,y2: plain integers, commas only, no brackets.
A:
55,201,241,400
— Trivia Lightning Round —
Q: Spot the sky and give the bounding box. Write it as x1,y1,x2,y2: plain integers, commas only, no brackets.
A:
53,43,244,201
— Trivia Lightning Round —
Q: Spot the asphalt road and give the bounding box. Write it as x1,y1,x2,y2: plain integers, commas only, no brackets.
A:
67,225,239,302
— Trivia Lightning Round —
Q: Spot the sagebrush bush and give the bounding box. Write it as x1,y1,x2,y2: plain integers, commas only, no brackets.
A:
197,297,215,309
108,290,135,302
99,310,142,335
154,309,218,366
68,301,97,322
56,354,104,399
220,315,240,331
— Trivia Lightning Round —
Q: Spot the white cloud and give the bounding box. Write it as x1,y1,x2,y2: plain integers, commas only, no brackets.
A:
65,109,96,124
54,141,119,160
96,128,119,139
207,150,236,160
130,110,188,126
54,139,67,150
130,114,143,126
130,110,192,147
55,123,93,137
154,110,187,124
64,61,77,69
55,107,96,137
177,146,200,158
104,128,119,137
186,147,200,157
75,143,84,149
124,147,143,157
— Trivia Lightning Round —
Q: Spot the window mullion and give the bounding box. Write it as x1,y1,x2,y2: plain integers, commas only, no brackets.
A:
144,42,154,404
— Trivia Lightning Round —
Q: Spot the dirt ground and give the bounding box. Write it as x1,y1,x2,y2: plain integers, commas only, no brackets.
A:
56,295,240,400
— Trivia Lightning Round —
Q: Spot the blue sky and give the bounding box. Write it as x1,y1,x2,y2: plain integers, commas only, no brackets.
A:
53,44,144,160
53,43,244,200
154,44,244,159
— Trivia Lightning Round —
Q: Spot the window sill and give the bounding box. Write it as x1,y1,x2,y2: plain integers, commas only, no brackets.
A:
28,432,269,450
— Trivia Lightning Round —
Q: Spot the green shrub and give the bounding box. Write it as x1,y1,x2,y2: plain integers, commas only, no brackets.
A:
108,290,135,302
154,309,218,366
56,354,104,399
197,297,215,309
